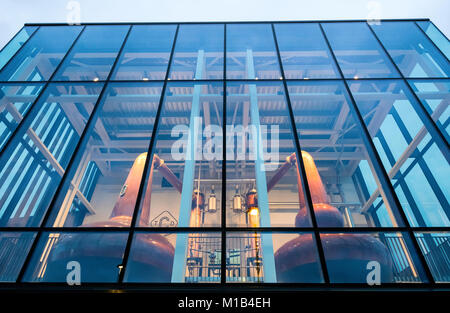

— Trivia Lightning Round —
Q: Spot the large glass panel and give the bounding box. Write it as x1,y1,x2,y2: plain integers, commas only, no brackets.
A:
417,21,450,60
52,25,129,81
0,83,103,227
227,24,282,79
415,232,450,282
23,231,128,283
226,232,323,283
0,26,82,81
287,81,403,227
169,24,224,80
0,83,44,150
349,80,450,227
408,79,450,141
0,26,38,71
45,82,163,228
321,22,400,78
371,22,450,78
110,25,176,81
136,82,223,228
321,232,428,283
0,232,36,282
226,81,310,227
125,232,221,283
274,23,340,79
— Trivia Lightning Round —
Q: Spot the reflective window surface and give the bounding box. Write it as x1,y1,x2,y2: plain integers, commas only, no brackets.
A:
0,26,83,81
111,25,176,80
0,232,36,282
415,232,450,282
274,23,340,79
416,21,450,60
170,24,224,80
0,26,37,71
322,22,400,78
371,22,450,78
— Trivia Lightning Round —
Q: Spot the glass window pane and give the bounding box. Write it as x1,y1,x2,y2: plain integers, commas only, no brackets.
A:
408,79,450,141
227,24,281,79
226,81,310,227
169,24,224,80
287,81,403,227
45,82,163,227
0,83,44,150
0,232,36,282
23,231,128,282
321,232,428,283
417,21,450,60
349,80,450,227
0,26,83,81
125,232,220,283
111,25,176,80
415,232,450,282
52,25,129,81
322,22,400,78
136,82,223,228
227,232,323,283
274,23,340,79
0,26,37,71
0,83,103,227
371,21,450,78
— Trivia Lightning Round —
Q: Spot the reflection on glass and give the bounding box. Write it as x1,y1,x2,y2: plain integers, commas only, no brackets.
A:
125,232,220,283
0,232,36,282
0,83,44,150
408,79,450,141
287,81,403,227
52,25,129,81
0,83,103,227
170,24,224,80
274,23,340,79
226,232,323,283
137,82,223,228
23,232,128,282
416,21,450,60
349,80,450,227
0,26,82,81
321,22,400,78
227,24,281,79
321,232,428,283
0,26,37,71
371,22,450,78
45,83,163,227
111,25,176,80
226,81,309,227
415,232,450,282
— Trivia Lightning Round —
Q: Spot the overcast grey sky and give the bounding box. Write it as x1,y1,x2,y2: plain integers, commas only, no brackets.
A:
1,0,449,49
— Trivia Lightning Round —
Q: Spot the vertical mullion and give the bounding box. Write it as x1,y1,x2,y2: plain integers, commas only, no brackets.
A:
271,23,330,284
221,23,227,284
320,22,436,284
118,24,180,283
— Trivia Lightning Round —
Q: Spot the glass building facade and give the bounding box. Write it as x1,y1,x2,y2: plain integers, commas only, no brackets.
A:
0,19,448,289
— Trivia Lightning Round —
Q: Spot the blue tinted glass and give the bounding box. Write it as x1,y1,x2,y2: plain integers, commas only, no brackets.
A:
408,79,450,141
415,232,450,282
0,26,82,81
0,83,103,227
52,25,129,81
274,23,340,79
170,24,224,80
0,26,37,71
112,25,176,80
0,232,36,282
0,83,44,150
23,232,128,282
227,24,281,79
417,21,450,60
322,22,400,78
349,80,450,227
371,22,450,78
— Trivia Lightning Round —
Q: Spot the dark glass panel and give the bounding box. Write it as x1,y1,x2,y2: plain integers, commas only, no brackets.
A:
0,232,36,282
415,232,450,282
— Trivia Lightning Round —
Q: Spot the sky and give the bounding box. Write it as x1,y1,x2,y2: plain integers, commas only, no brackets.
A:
0,0,449,49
